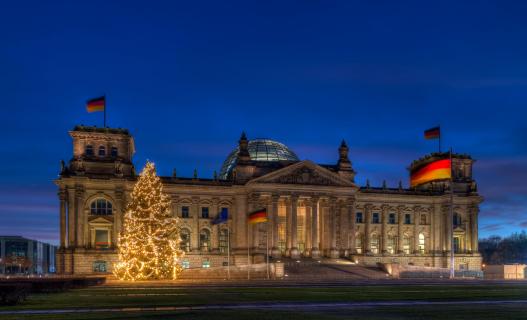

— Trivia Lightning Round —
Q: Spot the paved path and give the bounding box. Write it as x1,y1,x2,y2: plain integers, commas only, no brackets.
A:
2,299,527,315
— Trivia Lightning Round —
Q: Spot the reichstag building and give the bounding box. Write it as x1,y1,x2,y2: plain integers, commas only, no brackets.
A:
55,125,482,274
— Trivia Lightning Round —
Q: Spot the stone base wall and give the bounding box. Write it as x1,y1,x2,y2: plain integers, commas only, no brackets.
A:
354,253,482,271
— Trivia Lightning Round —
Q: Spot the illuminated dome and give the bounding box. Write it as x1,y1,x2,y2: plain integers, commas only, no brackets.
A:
219,139,299,179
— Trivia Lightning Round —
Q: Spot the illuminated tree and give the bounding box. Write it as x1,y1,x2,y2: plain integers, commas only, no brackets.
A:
113,161,184,280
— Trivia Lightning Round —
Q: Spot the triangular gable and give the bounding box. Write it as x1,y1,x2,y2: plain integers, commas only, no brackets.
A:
247,160,356,187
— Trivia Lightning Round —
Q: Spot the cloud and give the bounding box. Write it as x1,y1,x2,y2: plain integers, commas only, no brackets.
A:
480,224,503,232
519,221,527,228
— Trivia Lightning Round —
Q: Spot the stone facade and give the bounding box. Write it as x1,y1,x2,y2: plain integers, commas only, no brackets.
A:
55,126,482,275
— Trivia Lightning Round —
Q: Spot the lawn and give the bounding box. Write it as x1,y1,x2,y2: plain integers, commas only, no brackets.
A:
1,283,527,319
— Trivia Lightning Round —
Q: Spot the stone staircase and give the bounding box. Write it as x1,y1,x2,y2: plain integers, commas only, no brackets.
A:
282,258,389,280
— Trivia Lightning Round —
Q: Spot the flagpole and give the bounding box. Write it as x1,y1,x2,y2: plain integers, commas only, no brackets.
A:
247,222,250,280
439,125,442,153
266,221,270,280
449,147,455,279
104,94,107,128
227,224,231,280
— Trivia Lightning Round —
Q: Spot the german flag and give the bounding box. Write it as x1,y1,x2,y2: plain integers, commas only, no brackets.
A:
86,96,105,113
248,208,267,224
410,158,451,187
424,126,440,140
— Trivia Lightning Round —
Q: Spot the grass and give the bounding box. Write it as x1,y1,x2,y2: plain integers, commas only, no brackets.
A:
2,283,527,319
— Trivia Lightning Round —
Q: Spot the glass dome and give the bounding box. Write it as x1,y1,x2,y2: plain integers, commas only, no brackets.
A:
219,139,299,179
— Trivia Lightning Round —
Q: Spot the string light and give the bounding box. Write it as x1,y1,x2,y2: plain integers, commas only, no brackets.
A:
113,161,184,281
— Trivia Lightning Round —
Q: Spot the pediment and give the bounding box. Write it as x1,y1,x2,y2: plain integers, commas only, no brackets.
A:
88,216,113,225
248,160,355,187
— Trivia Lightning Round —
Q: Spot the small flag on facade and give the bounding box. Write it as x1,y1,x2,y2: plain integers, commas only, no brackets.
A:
212,208,229,225
424,126,440,140
248,208,267,224
410,158,451,187
86,96,105,113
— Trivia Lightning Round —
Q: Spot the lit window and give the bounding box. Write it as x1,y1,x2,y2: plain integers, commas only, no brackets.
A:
201,207,209,219
95,229,110,249
90,199,113,215
219,229,228,254
182,260,190,269
180,229,191,252
404,214,411,224
403,236,411,254
86,145,94,156
389,213,396,224
93,261,107,273
356,212,363,224
111,147,118,157
370,234,379,254
181,206,190,218
418,233,425,254
372,212,380,224
98,146,106,156
200,229,211,252
386,236,396,254
202,259,210,268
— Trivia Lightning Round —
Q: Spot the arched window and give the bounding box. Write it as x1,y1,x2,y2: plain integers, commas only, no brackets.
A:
386,235,396,254
219,229,228,254
90,198,113,215
418,233,426,254
85,145,94,156
200,229,211,252
180,229,191,252
111,147,118,157
370,234,379,254
355,233,363,254
402,234,411,254
98,146,106,156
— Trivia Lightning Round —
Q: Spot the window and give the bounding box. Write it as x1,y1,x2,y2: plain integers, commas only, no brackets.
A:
90,199,113,215
355,234,363,254
202,259,210,268
420,214,427,225
181,206,190,218
453,213,462,227
402,235,411,254
356,212,363,224
85,145,94,156
372,212,380,224
386,236,396,254
453,236,461,253
388,213,396,224
98,146,106,156
404,214,411,224
182,260,190,269
418,233,425,254
370,234,379,254
201,207,209,219
180,229,191,252
111,147,118,157
95,229,110,249
219,229,228,254
200,229,211,252
93,261,107,273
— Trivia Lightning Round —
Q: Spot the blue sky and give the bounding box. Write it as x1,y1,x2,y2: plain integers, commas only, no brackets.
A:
1,1,526,244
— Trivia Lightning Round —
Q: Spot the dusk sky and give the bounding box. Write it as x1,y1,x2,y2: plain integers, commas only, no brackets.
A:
1,1,526,245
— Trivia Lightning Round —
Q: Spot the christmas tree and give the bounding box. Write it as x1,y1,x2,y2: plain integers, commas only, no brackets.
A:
113,161,184,280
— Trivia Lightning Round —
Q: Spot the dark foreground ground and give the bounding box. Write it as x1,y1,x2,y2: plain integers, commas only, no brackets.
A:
1,280,527,319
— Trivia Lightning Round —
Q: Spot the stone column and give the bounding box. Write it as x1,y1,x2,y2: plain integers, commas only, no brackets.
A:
59,189,67,249
191,197,200,251
381,205,388,254
285,197,292,255
471,207,479,253
269,195,281,258
304,200,312,256
348,199,356,255
67,188,75,248
328,197,339,258
364,204,372,254
310,196,320,258
233,194,248,253
211,197,220,252
339,200,350,257
397,205,404,254
75,188,85,248
412,206,420,254
290,194,300,259
445,205,452,254
114,189,125,248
